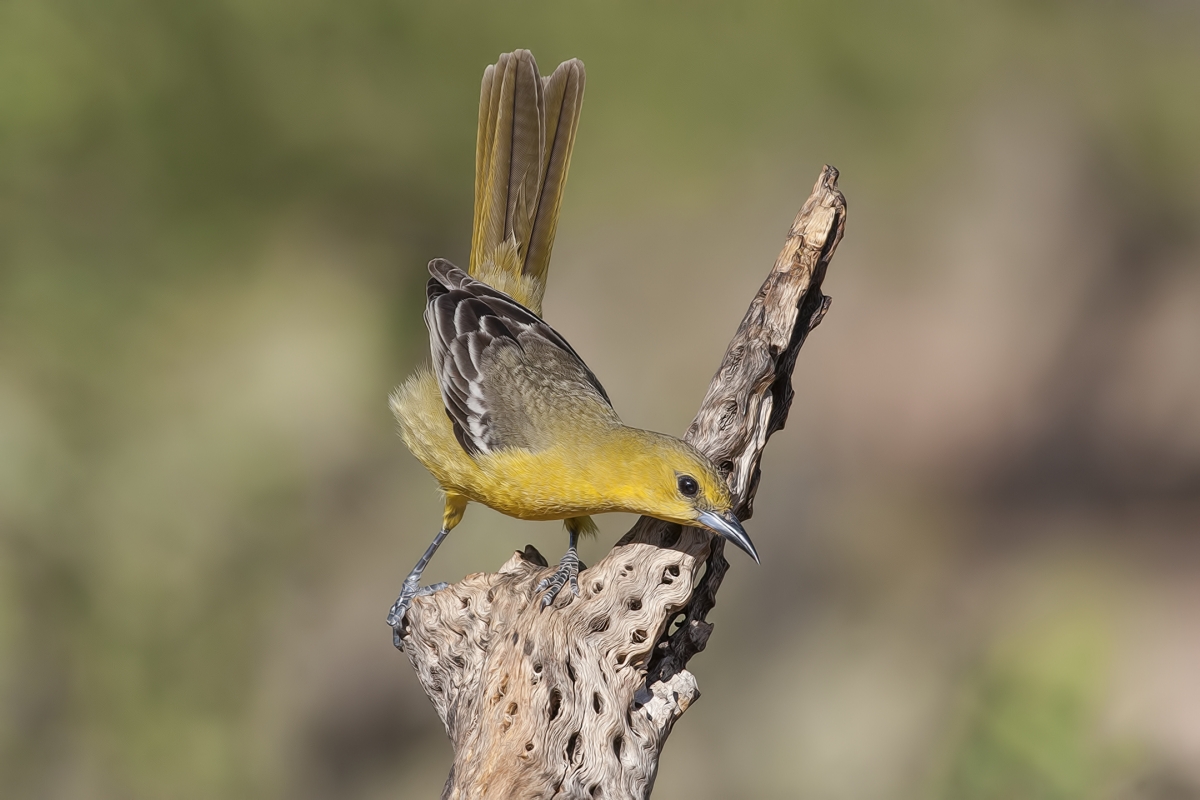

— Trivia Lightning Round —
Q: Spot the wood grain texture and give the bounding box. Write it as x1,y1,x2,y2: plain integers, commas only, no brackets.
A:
398,166,847,799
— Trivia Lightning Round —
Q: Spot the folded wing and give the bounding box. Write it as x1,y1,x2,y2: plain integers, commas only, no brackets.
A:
425,258,612,456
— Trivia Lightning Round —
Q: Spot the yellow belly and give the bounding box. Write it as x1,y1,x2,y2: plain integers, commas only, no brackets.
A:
389,369,644,522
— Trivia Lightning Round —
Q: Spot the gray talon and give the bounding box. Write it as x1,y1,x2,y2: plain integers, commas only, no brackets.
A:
387,580,451,650
536,549,580,609
386,579,421,650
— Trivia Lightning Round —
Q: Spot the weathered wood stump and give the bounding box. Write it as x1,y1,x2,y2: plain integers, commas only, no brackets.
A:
396,166,847,799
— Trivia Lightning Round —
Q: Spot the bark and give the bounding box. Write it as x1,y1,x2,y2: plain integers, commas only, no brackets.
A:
397,166,847,799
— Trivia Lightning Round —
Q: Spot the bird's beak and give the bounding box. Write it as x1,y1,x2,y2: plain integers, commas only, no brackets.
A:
697,510,760,564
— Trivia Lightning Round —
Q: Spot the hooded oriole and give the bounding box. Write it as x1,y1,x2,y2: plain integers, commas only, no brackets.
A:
386,51,757,643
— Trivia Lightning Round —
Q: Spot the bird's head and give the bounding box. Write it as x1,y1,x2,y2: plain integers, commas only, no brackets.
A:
633,435,759,564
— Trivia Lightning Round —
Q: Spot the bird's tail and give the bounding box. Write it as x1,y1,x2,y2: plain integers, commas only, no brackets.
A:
468,50,585,316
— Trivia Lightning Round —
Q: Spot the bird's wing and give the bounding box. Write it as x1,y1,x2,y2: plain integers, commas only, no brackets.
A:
425,258,612,456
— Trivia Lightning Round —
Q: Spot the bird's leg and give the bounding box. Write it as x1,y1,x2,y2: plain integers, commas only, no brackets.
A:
536,527,580,609
386,528,451,650
388,494,467,649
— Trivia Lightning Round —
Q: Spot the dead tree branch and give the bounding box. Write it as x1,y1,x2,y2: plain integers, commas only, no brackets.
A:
397,166,847,799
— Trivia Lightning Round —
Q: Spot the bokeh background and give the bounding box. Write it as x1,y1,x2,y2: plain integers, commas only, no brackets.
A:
3,2,1199,798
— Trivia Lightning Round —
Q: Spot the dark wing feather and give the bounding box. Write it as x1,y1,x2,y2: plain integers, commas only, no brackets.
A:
425,258,612,456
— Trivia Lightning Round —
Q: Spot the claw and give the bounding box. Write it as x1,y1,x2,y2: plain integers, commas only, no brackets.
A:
387,580,450,651
536,550,580,609
386,577,420,650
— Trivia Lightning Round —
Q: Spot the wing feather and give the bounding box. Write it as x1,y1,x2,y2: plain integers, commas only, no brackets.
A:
425,258,612,456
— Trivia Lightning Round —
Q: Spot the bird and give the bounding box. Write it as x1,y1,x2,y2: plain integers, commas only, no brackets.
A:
386,51,758,645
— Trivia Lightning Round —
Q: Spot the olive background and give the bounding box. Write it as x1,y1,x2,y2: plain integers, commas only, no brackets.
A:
2,2,1199,798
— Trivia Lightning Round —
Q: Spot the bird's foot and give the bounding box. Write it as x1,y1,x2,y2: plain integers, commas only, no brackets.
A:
535,549,580,609
387,580,449,650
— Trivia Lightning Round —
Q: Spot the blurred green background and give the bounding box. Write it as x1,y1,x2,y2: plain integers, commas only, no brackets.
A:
3,2,1199,798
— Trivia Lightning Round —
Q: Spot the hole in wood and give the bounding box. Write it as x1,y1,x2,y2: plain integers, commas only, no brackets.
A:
592,581,603,594
523,637,534,656
487,588,495,603
451,655,465,669
588,615,610,633
533,662,543,674
506,701,518,717
590,784,601,798
566,659,576,683
592,692,602,713
525,741,534,752
626,597,642,611
567,732,580,762
612,734,624,760
549,688,562,721
631,629,648,644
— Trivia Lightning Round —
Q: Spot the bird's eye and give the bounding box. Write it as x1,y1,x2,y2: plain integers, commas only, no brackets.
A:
678,475,699,497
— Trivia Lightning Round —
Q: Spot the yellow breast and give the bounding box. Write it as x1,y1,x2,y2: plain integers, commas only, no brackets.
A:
389,368,661,521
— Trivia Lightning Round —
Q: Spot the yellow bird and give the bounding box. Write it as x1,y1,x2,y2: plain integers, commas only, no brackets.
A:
387,51,757,643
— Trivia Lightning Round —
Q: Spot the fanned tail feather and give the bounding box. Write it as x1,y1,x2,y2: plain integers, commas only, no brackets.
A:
469,51,585,315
